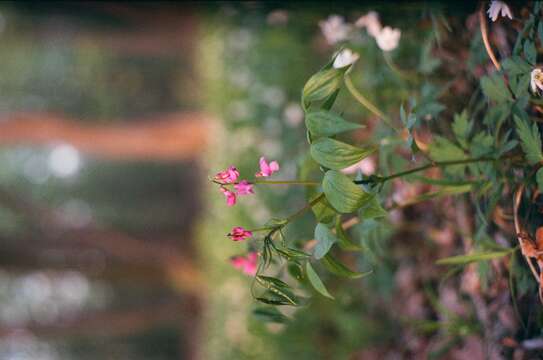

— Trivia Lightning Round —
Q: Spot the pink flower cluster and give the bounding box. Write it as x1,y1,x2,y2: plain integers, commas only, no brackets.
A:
230,252,258,276
213,157,279,207
228,226,253,241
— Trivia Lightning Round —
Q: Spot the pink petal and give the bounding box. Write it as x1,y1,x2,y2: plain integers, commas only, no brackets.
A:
268,161,279,173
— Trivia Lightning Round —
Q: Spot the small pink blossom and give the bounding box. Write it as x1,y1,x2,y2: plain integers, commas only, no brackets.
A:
255,157,280,177
228,226,253,241
214,166,239,184
230,252,258,276
220,186,237,206
234,180,254,195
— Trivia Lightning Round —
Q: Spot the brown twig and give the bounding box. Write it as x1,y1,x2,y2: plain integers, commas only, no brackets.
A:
479,4,501,71
513,185,541,283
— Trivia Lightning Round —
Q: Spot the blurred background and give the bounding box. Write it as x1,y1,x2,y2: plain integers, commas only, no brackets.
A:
0,2,510,360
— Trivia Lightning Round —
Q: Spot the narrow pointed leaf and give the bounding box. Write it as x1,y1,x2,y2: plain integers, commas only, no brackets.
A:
335,217,362,251
436,250,512,265
322,254,373,279
306,262,334,299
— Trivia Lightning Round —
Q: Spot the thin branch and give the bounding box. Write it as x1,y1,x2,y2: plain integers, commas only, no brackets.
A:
479,5,501,71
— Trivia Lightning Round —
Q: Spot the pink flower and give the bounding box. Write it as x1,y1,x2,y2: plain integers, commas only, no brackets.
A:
220,186,237,206
234,180,254,195
214,166,239,184
255,157,279,177
230,252,258,276
228,226,253,241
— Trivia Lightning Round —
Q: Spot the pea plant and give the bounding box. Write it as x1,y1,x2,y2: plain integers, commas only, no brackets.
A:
212,1,543,316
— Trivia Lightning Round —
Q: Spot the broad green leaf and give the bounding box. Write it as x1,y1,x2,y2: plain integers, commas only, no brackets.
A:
305,110,364,138
335,217,362,251
514,115,543,164
310,138,376,170
359,196,388,219
322,254,372,279
306,262,334,299
537,168,543,193
252,307,289,323
313,223,337,259
302,68,344,106
480,74,511,103
322,170,372,213
436,250,512,265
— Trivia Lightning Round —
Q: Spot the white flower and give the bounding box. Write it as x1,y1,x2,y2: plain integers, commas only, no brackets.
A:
355,11,382,38
375,26,401,52
333,48,360,69
487,1,513,22
319,15,351,45
530,68,543,94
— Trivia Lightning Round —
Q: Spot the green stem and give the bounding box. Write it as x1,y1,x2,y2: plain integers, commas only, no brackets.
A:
344,75,399,133
355,155,511,185
254,179,320,186
285,193,325,223
383,52,416,81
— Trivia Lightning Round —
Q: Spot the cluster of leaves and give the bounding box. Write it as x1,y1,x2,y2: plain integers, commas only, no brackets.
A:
251,3,543,333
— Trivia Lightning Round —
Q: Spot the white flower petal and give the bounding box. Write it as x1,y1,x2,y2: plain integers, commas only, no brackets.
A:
375,26,401,52
333,48,360,69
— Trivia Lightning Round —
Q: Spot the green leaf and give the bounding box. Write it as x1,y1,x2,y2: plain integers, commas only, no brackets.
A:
335,217,362,251
310,138,376,170
255,277,298,305
313,223,337,259
255,297,292,306
524,40,537,65
359,196,388,219
502,56,532,76
436,250,512,265
451,111,471,148
252,307,289,323
480,74,511,103
311,195,337,224
537,168,543,193
514,116,543,165
302,68,344,106
428,136,467,175
256,275,290,289
306,262,334,299
305,110,364,138
322,254,372,279
322,170,372,213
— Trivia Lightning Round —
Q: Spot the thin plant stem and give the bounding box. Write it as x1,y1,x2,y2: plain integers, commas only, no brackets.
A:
479,5,501,71
285,193,325,224
344,75,400,133
383,52,417,81
254,179,320,186
355,154,514,185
